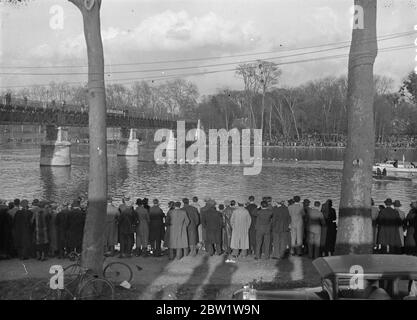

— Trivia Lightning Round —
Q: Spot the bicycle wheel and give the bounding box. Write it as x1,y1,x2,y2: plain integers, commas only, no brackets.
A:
30,280,71,300
77,278,114,300
64,263,82,286
103,262,133,285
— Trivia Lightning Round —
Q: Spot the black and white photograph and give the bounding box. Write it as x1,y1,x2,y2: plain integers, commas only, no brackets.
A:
0,0,417,307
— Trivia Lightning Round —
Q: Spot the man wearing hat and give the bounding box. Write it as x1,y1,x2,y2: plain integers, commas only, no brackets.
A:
271,201,291,259
67,199,85,255
201,198,222,256
0,200,13,258
169,202,190,259
56,202,70,258
32,200,49,261
118,197,136,258
306,201,324,259
105,197,119,256
288,195,304,256
12,200,33,260
230,202,252,258
148,198,165,257
404,201,417,256
302,199,311,255
371,199,379,248
182,198,199,257
255,201,273,260
190,196,203,249
245,196,258,256
376,198,403,254
200,197,214,251
222,200,234,255
394,200,406,251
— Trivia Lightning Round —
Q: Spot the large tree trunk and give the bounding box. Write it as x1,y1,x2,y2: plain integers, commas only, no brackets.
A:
336,0,377,255
70,0,107,274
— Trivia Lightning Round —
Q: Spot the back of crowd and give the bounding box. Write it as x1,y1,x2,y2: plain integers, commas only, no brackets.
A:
0,196,416,262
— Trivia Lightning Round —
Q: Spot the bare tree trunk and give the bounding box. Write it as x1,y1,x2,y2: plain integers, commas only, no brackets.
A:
224,107,229,131
336,0,377,255
249,100,256,129
261,91,265,133
273,102,288,138
70,0,107,274
269,103,272,141
289,107,300,140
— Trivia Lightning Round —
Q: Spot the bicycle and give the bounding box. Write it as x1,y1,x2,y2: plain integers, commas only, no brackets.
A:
64,251,133,286
30,267,114,300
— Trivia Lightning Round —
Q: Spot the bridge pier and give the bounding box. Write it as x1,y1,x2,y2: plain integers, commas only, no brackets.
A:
117,128,139,156
40,126,71,166
166,130,176,163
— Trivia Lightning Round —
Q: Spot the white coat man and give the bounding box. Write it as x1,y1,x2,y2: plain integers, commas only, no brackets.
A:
230,202,252,258
288,195,304,256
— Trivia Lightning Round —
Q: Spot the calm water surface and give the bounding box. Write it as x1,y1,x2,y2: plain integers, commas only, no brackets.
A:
1,144,417,212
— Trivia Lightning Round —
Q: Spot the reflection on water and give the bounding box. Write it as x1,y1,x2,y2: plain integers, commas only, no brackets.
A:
1,144,417,212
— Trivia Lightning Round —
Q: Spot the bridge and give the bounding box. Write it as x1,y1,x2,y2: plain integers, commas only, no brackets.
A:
0,98,197,166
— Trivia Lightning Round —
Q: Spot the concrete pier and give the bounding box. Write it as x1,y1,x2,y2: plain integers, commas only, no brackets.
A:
40,126,71,166
117,128,139,156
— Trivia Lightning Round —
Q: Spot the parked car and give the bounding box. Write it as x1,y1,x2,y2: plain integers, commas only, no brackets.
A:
233,255,417,300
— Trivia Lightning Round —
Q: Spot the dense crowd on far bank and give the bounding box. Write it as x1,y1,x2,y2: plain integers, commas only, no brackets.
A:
266,134,417,149
0,195,416,263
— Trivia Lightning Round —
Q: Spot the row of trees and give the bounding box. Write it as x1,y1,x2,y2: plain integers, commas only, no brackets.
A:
6,78,199,118
5,70,417,141
199,70,417,141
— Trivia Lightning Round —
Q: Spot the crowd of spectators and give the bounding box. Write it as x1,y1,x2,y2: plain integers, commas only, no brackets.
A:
265,134,417,148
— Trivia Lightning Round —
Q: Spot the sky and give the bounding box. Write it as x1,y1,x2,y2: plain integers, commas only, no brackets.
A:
0,0,416,96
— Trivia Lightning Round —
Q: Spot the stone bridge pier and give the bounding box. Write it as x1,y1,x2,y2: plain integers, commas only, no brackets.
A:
117,128,139,156
40,125,71,166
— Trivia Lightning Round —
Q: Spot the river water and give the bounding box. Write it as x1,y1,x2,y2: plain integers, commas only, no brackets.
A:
1,144,417,212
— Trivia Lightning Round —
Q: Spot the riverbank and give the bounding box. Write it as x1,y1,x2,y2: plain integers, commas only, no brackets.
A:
0,254,321,300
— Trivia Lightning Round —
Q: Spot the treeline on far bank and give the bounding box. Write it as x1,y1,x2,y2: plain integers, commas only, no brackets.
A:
2,63,417,144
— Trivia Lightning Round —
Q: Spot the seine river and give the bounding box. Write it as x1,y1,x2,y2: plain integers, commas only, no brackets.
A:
1,144,417,212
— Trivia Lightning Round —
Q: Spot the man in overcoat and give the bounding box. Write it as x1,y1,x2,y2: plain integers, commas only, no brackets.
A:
201,199,222,256
182,198,199,256
169,202,190,259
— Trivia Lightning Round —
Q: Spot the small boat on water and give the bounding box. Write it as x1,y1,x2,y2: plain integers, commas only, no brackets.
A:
372,159,417,174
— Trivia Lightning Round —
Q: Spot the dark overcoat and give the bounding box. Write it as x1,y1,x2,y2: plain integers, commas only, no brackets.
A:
13,209,33,253
404,208,417,254
183,204,200,246
66,207,85,249
149,206,165,242
246,203,258,249
377,207,403,251
201,206,222,244
56,208,69,246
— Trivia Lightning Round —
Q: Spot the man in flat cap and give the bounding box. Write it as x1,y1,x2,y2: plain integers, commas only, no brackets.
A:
376,198,402,254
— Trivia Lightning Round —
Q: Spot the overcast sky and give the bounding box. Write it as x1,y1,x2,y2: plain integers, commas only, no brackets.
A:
0,0,416,95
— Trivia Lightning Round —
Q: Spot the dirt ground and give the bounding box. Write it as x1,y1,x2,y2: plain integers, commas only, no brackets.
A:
0,252,322,300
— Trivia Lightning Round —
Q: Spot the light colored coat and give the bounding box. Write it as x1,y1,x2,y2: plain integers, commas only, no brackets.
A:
230,206,251,250
395,208,405,247
105,204,119,247
169,208,190,249
307,208,324,246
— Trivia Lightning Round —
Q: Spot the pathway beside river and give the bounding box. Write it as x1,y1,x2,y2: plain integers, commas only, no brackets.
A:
0,254,321,300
